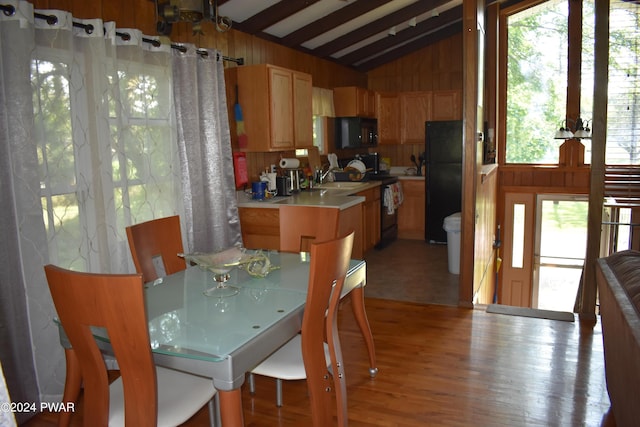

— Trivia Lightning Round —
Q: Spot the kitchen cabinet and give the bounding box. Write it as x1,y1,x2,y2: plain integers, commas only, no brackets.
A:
398,179,425,240
239,204,365,258
239,207,280,250
376,92,400,145
376,90,462,145
225,64,313,152
400,91,432,144
333,86,377,118
356,187,381,252
293,72,313,148
432,90,462,121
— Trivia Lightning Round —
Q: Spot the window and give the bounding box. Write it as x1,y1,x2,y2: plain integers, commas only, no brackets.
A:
33,39,178,271
312,87,335,155
505,0,569,164
605,1,640,165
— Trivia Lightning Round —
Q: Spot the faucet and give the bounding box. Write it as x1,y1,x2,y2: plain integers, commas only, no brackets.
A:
317,164,338,184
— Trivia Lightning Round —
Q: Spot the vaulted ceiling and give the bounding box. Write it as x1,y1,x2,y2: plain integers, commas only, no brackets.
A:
215,0,465,72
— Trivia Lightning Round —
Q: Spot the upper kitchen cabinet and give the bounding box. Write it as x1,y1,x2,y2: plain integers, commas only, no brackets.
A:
293,72,313,149
400,91,432,144
377,90,462,145
333,86,377,118
432,90,462,121
225,64,313,152
376,92,400,145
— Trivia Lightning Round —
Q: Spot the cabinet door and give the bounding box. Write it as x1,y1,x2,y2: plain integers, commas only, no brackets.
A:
334,86,376,118
432,90,462,121
364,89,377,117
401,92,432,144
333,87,358,117
376,92,400,144
356,87,376,117
239,207,280,250
293,72,313,148
268,67,295,150
398,180,425,240
357,188,381,253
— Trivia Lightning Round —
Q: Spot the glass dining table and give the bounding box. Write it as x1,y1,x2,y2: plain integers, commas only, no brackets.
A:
57,251,377,427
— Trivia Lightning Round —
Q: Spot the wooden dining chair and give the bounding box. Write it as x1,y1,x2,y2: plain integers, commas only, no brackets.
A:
250,231,354,426
249,205,341,405
279,205,340,253
44,265,217,427
126,215,186,282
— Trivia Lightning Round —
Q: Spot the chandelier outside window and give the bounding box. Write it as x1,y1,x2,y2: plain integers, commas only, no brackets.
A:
154,0,232,35
554,117,591,139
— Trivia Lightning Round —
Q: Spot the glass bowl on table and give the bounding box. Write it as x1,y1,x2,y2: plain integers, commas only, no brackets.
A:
180,246,253,297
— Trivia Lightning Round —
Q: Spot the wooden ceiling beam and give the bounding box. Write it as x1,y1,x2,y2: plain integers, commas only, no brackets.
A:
311,0,452,58
233,0,322,33
280,0,393,47
337,6,462,67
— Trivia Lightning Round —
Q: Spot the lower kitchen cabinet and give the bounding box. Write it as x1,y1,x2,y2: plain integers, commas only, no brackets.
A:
337,204,364,259
239,204,365,258
398,179,425,240
356,188,381,253
239,207,280,250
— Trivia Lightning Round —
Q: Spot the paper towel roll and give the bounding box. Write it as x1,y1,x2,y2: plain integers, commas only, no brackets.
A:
279,158,300,169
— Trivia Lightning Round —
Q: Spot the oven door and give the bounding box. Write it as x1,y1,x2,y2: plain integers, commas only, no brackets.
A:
378,182,398,248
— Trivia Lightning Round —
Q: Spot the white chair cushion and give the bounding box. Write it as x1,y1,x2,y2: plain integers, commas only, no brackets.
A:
109,366,215,427
251,334,330,380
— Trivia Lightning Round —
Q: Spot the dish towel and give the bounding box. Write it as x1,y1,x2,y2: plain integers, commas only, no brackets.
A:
383,183,404,215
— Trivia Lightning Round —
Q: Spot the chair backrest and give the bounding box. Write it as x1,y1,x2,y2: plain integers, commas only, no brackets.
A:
126,215,186,282
279,206,340,253
44,265,158,426
301,230,354,427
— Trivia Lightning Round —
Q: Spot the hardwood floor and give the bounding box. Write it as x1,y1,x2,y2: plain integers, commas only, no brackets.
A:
24,298,614,426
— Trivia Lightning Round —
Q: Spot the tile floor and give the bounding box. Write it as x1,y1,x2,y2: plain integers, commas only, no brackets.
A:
363,238,459,305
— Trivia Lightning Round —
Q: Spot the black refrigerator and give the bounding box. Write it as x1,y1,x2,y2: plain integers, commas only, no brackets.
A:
425,120,463,243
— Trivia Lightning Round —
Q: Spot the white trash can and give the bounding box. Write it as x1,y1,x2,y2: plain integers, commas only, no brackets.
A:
443,212,462,275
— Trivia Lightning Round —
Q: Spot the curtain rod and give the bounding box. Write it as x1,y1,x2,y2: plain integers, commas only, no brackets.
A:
0,3,244,65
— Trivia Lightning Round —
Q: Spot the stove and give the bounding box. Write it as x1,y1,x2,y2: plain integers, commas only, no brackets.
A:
368,172,398,249
367,172,397,185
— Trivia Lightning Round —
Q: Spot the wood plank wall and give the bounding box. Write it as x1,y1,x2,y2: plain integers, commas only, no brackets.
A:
367,33,464,170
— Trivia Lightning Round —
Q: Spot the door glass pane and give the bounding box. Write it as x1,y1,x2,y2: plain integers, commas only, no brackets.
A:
537,198,588,311
512,203,525,269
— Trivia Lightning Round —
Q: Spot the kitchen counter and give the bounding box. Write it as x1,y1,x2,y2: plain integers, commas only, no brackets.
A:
237,181,380,210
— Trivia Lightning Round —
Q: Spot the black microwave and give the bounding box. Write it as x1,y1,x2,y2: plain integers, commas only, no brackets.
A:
334,117,378,149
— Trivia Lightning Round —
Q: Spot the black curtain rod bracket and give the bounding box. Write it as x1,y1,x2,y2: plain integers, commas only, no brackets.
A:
20,6,243,65
1,4,15,16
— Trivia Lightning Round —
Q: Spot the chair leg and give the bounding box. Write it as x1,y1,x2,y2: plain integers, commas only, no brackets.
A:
276,378,283,407
208,394,221,427
248,373,256,394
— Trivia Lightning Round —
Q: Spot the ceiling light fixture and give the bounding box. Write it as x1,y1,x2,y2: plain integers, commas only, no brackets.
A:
408,17,417,27
388,26,396,36
431,10,440,18
153,0,232,36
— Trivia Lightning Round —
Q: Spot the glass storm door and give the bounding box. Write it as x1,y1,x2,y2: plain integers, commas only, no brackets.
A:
533,195,588,311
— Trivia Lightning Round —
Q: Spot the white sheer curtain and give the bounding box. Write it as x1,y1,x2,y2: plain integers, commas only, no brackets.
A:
173,46,241,252
0,0,209,416
0,2,43,422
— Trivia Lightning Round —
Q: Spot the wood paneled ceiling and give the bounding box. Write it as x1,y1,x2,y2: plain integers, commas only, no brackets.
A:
215,0,465,72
